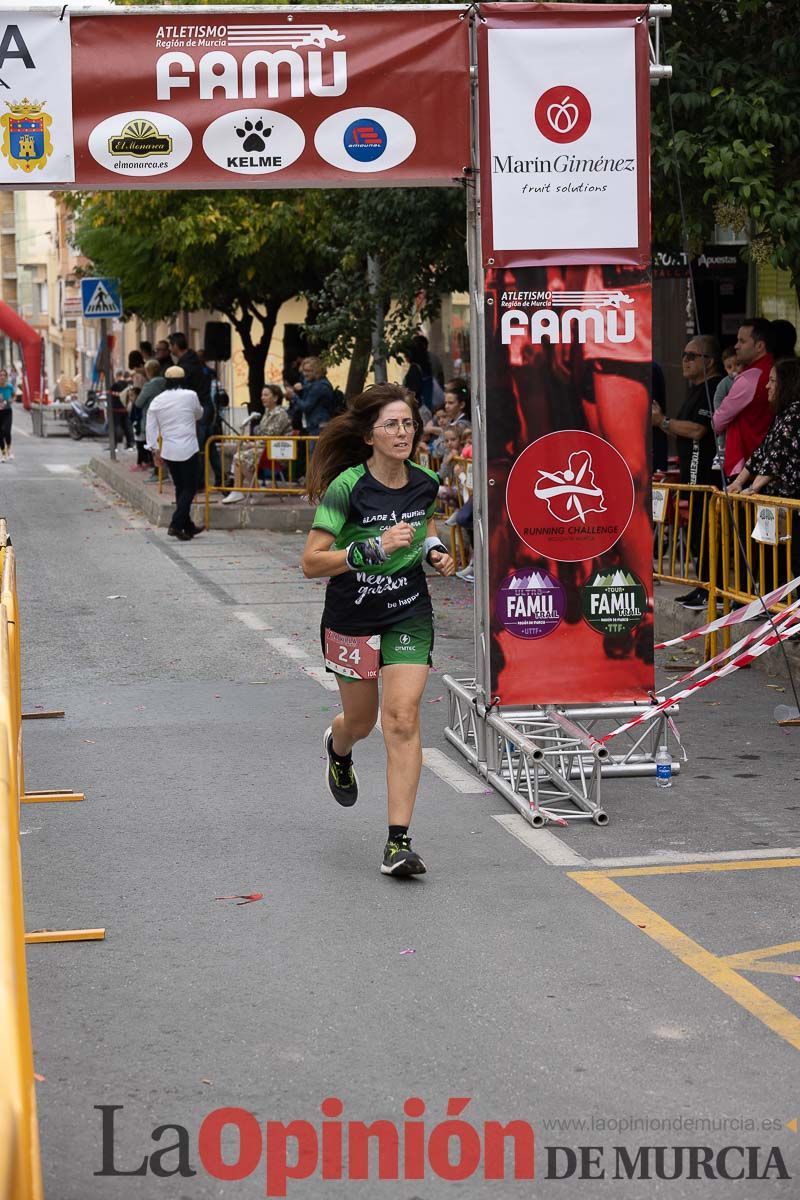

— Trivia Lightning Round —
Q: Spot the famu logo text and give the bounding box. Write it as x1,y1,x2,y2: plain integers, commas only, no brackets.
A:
501,289,635,345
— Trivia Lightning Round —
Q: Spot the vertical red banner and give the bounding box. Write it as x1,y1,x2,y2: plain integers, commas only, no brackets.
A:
484,268,653,704
478,5,654,704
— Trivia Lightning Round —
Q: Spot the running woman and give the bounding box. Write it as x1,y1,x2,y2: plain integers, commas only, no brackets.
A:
0,368,14,461
302,383,455,877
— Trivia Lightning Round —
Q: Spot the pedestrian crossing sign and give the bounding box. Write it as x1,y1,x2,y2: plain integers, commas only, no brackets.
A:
81,277,122,318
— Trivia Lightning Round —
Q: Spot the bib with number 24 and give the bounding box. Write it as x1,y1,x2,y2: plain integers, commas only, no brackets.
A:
324,628,381,680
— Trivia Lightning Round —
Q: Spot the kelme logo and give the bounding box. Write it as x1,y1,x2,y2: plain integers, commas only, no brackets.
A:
534,86,591,144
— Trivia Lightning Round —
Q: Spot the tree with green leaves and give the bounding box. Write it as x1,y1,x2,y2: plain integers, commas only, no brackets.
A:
72,188,334,407
651,0,800,302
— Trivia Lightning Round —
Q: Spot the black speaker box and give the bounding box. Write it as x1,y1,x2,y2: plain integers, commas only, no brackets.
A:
204,321,232,361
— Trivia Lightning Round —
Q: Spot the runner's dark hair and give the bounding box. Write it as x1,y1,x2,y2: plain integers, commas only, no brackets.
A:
306,383,423,503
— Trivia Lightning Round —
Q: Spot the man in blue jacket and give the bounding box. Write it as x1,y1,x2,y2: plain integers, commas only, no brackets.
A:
291,356,336,436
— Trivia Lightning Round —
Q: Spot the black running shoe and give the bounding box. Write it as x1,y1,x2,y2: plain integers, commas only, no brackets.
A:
680,588,707,611
380,833,427,877
323,726,358,807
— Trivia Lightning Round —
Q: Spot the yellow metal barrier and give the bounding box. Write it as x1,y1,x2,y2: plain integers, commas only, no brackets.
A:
652,483,800,661
652,481,717,592
708,491,800,660
0,608,43,1200
203,434,317,529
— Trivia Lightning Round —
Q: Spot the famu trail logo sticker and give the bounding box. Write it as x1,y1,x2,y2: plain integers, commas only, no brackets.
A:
1,98,53,172
581,568,646,636
495,569,566,640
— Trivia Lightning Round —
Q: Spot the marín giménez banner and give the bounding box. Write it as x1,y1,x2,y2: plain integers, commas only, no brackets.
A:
484,266,654,705
478,5,650,266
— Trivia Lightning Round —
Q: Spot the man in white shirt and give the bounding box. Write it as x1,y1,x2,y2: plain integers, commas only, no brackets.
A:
145,365,204,540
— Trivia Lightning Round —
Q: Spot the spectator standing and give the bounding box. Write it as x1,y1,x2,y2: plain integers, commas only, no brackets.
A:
154,340,172,373
711,346,740,469
292,356,335,436
727,359,800,500
145,366,204,541
712,318,774,478
168,331,221,488
135,359,167,480
442,379,470,428
651,335,722,609
0,368,14,460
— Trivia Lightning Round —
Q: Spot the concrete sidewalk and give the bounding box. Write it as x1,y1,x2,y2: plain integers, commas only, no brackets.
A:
90,451,316,531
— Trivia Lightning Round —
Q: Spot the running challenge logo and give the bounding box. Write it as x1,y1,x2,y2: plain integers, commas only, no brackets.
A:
534,85,591,143
500,288,636,346
506,432,634,562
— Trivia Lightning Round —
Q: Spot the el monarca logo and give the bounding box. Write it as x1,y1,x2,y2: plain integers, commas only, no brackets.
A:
109,118,172,157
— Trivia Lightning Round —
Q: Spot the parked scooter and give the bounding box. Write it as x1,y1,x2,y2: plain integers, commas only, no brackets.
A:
66,391,109,440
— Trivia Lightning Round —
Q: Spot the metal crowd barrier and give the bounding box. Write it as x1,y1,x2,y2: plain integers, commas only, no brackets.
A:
29,401,74,438
652,483,800,660
203,434,317,528
652,481,716,589
0,517,107,1199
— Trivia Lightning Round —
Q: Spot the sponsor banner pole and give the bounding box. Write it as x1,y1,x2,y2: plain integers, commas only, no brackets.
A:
476,4,654,708
466,7,493,728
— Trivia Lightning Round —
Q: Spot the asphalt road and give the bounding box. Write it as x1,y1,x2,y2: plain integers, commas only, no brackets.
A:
5,413,799,1199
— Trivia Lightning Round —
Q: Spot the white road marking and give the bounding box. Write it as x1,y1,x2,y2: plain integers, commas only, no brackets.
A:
300,663,339,692
235,610,273,631
492,814,589,865
44,464,80,475
266,636,311,661
588,846,800,869
422,747,488,794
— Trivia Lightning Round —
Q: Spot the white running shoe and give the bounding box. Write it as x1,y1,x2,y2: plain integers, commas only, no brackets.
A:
221,490,245,504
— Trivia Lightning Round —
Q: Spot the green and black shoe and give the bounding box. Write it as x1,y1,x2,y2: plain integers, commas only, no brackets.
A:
380,833,427,877
323,726,358,807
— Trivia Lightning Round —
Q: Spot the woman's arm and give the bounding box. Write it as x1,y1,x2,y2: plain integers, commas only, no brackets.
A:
301,528,350,579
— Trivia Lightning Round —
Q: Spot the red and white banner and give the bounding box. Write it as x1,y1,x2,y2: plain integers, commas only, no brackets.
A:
69,9,470,188
485,265,654,705
478,4,650,266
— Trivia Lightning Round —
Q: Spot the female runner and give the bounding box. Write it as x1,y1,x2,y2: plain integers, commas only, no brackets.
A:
301,383,455,877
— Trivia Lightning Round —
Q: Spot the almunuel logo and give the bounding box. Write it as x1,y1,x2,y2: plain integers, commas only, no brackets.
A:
344,117,387,162
534,85,592,144
533,451,606,525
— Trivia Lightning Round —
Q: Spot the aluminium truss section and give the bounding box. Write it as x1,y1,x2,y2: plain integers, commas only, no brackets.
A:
560,704,682,778
442,676,608,827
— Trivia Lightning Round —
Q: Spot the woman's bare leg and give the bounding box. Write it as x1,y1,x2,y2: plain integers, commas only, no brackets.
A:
379,664,430,826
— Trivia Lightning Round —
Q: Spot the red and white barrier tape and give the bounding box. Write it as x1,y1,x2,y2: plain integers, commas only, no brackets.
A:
667,595,800,688
602,610,800,743
655,574,800,649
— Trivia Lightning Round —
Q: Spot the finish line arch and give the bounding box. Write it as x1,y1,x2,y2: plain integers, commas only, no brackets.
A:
0,3,674,817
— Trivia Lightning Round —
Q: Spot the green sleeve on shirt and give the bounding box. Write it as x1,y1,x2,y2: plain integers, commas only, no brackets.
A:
312,465,363,537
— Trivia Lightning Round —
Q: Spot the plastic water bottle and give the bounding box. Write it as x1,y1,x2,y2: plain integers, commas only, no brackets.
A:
655,744,673,788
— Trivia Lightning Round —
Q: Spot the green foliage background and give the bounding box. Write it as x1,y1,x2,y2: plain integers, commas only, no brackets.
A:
73,0,800,399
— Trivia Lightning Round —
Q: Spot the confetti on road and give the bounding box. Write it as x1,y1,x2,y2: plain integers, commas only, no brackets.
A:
426,696,444,703
215,893,264,905
106,595,127,600
399,948,416,956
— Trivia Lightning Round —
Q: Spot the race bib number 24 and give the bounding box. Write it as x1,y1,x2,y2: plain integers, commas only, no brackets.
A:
324,628,381,680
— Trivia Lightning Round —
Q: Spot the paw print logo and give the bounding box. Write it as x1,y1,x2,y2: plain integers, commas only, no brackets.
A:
235,118,272,153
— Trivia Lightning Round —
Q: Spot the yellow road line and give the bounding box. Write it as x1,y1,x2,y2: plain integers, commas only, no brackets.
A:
570,870,800,1052
593,858,800,878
